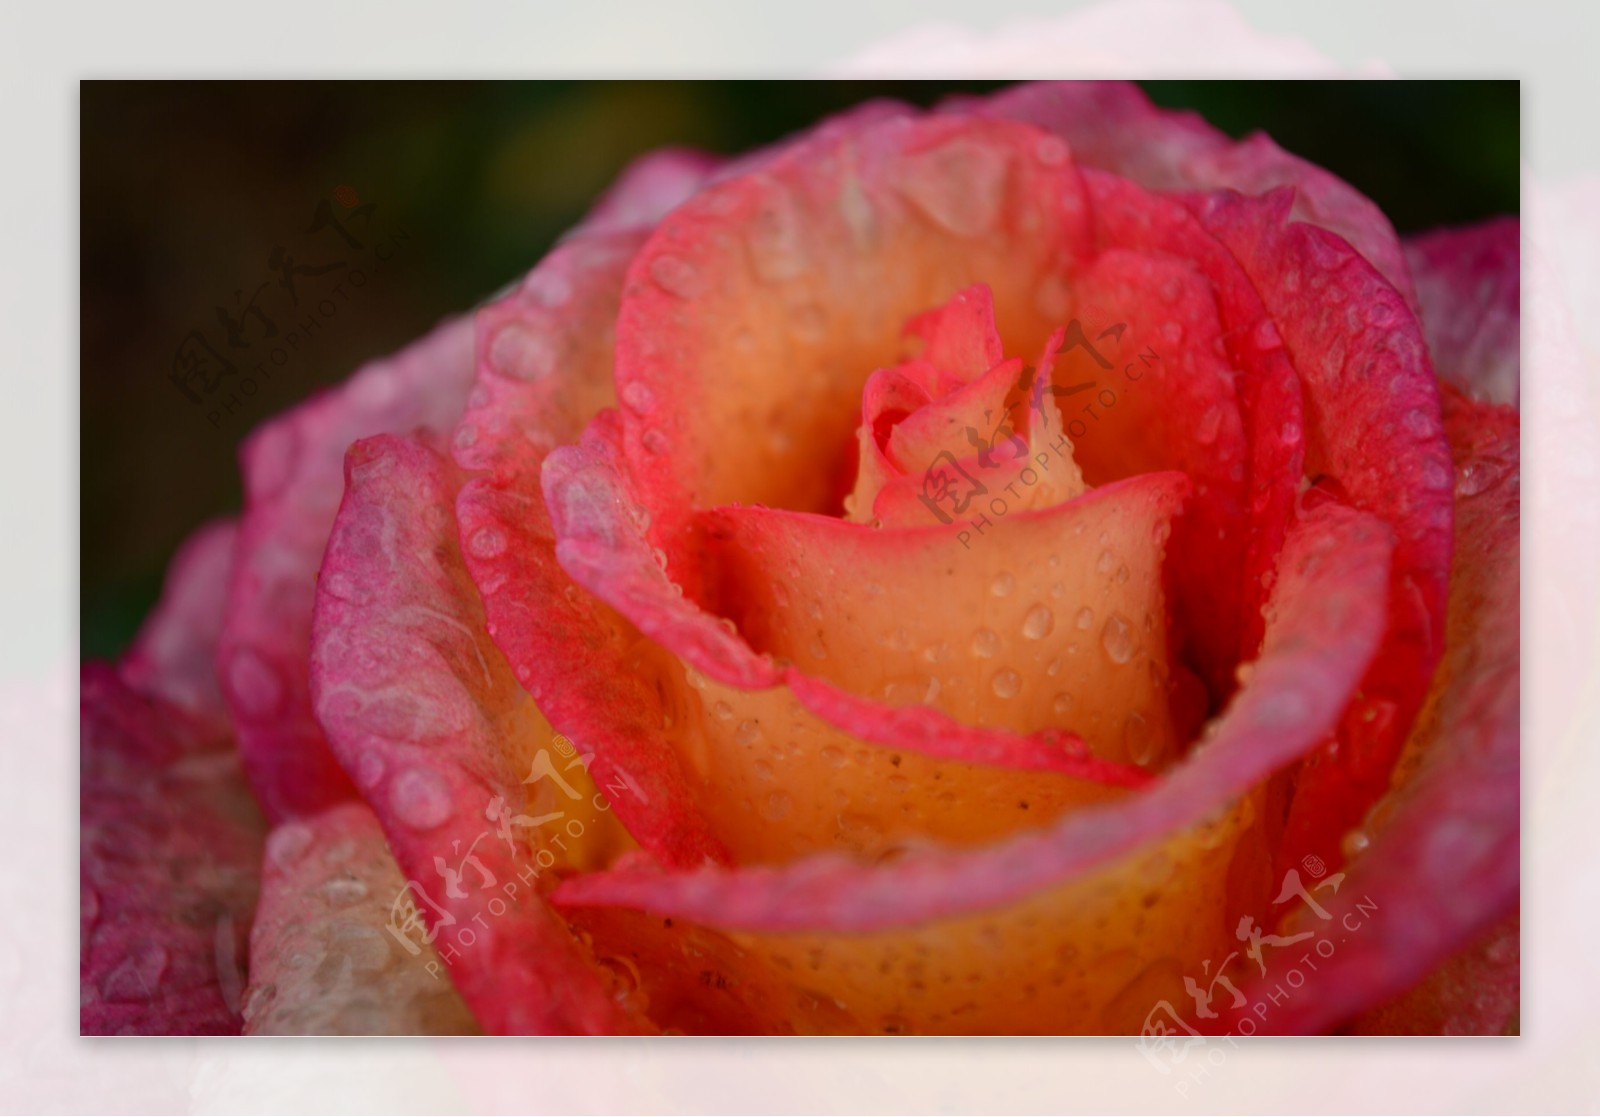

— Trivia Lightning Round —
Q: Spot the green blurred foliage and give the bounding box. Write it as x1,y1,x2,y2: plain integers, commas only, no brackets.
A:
80,80,1517,660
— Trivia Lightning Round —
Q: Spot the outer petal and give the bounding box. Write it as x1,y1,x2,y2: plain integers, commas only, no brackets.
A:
220,316,477,822
1404,216,1521,406
1192,188,1455,873
554,502,1394,1033
310,433,640,1035
80,666,265,1035
1349,910,1519,1036
120,517,238,734
578,148,723,235
243,803,479,1035
1203,389,1519,1034
455,230,731,867
977,81,1418,310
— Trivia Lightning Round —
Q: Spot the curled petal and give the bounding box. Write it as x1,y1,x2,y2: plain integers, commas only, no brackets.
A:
1192,188,1455,871
80,666,265,1035
457,229,728,869
1206,391,1518,1034
554,502,1393,1033
1404,216,1521,406
243,803,479,1035
221,316,477,821
310,433,640,1034
979,81,1417,309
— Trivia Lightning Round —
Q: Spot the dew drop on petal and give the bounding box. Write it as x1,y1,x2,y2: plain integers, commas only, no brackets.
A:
468,526,507,560
489,322,555,382
1074,606,1094,631
1100,612,1138,665
1022,604,1054,640
620,380,657,416
390,767,453,831
970,628,999,658
991,669,1022,699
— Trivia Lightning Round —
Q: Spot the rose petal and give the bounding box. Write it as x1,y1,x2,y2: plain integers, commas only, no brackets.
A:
80,666,265,1035
579,148,723,235
242,803,479,1035
612,113,1094,586
220,315,477,821
977,81,1418,310
310,433,641,1034
1191,188,1455,873
1349,910,1519,1036
120,517,238,733
456,229,730,869
1404,216,1521,406
1084,171,1304,676
1203,390,1518,1034
553,502,1393,1032
703,472,1189,766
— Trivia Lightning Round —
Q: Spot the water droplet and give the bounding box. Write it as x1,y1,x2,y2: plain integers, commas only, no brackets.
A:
468,526,507,559
747,189,807,283
735,719,762,746
896,138,1008,237
266,822,314,868
1100,612,1138,664
452,424,478,451
762,791,793,821
641,428,671,456
648,253,704,298
712,701,733,722
1052,692,1074,715
1096,550,1115,575
1341,828,1372,861
489,322,555,381
922,641,951,664
990,572,1015,598
1456,454,1513,497
1195,406,1222,445
808,637,828,661
524,269,571,307
620,380,657,415
821,745,847,768
752,759,775,782
1075,606,1094,630
1034,136,1068,166
1046,657,1062,676
1022,605,1054,640
1116,563,1130,584
356,752,385,789
1160,320,1184,345
322,876,369,907
1252,318,1282,351
970,628,999,658
226,649,286,721
1124,712,1155,767
390,767,453,830
991,669,1022,699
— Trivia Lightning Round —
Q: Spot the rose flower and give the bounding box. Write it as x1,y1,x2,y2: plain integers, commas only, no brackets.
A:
81,81,1519,1036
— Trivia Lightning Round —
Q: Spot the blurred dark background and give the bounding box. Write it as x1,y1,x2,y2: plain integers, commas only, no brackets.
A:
81,80,1518,660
